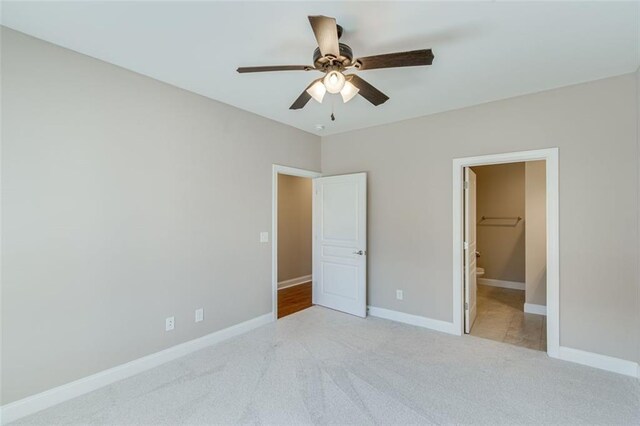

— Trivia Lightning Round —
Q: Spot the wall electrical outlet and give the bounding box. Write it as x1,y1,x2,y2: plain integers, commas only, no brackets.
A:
195,308,204,323
260,232,269,243
165,316,175,331
396,290,404,300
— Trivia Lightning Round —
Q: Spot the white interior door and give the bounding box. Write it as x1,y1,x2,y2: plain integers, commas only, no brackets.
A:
464,167,478,333
313,173,367,317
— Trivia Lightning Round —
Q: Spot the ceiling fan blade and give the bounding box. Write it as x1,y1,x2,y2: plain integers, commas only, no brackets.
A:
308,15,340,58
354,49,434,71
290,79,322,110
347,75,389,106
237,65,315,73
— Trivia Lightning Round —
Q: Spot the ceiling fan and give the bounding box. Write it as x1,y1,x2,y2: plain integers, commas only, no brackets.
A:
237,15,434,111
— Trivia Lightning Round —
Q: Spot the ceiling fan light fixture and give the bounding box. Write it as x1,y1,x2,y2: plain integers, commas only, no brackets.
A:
323,70,346,94
340,81,359,103
306,80,327,103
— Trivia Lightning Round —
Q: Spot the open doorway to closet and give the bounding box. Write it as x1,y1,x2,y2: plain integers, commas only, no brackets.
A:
453,149,559,357
466,161,547,350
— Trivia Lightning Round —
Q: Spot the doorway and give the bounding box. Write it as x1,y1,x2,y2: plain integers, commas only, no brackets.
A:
276,173,313,318
272,165,368,320
452,148,559,357
466,161,547,351
272,166,321,319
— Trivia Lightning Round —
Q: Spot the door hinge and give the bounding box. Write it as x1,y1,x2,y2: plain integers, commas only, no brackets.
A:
463,241,469,250
465,302,469,310
463,181,469,190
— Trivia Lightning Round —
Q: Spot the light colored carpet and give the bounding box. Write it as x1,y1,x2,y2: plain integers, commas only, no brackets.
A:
12,306,640,425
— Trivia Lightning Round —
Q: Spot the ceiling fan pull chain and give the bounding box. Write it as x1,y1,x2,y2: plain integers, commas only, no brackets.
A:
331,97,336,121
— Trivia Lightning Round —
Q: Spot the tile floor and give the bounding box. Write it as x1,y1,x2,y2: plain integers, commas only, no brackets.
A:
470,284,546,351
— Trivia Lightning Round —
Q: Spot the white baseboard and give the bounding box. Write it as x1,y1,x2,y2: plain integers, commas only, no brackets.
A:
367,307,638,380
0,313,273,425
524,303,547,316
367,306,458,335
478,278,525,290
278,275,312,290
556,346,639,378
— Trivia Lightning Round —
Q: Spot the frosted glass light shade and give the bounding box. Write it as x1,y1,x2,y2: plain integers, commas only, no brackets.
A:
306,80,326,103
323,71,346,94
340,81,359,103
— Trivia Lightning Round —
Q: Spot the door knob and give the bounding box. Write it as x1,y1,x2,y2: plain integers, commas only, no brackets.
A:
353,250,365,255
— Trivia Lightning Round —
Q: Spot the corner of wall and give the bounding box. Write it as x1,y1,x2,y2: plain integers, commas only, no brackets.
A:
636,65,640,366
319,135,327,174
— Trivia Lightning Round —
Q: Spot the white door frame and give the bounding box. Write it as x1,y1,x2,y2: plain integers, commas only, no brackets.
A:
452,148,559,357
272,164,322,320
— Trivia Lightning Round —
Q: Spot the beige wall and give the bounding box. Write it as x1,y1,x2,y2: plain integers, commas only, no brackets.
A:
322,73,638,363
473,163,525,283
0,28,320,404
525,161,547,306
277,175,312,283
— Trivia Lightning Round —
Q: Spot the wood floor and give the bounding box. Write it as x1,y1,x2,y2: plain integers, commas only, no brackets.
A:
277,282,312,319
470,284,547,351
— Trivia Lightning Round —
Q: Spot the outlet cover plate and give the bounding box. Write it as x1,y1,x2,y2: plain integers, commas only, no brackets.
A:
165,316,175,331
195,308,204,323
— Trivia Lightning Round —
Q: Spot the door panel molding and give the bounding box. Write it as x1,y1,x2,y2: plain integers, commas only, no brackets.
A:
313,173,367,317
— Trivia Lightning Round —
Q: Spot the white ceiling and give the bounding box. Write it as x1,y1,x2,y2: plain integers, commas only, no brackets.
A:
2,1,639,136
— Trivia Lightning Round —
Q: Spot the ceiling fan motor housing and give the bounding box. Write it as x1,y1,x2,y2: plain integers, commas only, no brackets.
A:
313,43,354,70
